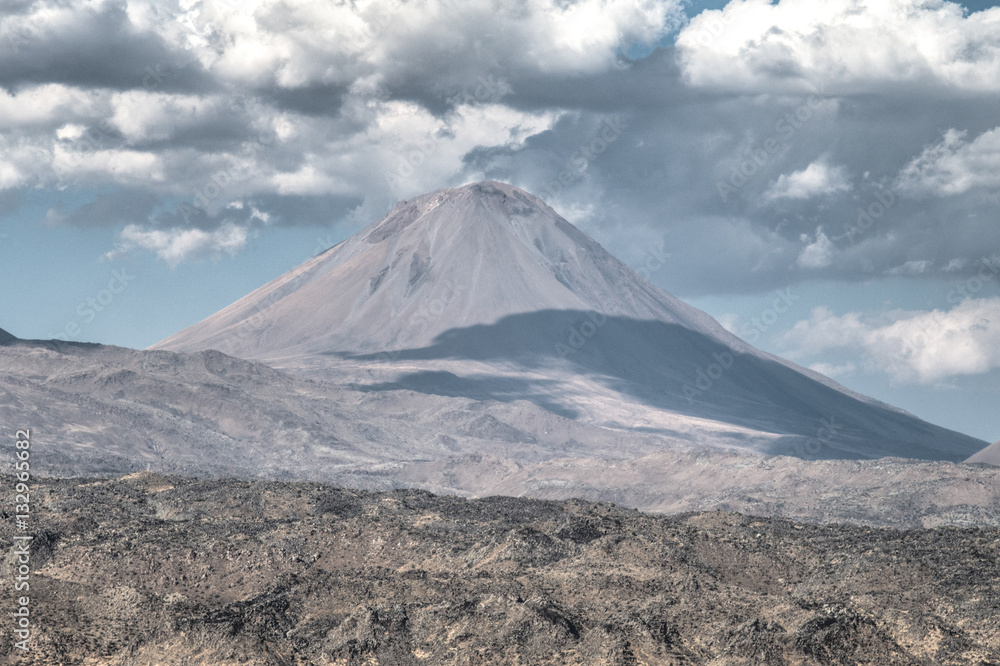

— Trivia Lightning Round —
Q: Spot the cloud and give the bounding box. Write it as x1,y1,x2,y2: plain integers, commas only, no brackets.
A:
796,227,836,269
0,1,209,92
3,0,631,265
106,223,249,267
42,190,159,228
764,160,851,201
886,259,934,276
179,0,682,99
781,299,1000,384
3,0,999,286
896,126,1000,196
676,0,1000,93
807,361,856,378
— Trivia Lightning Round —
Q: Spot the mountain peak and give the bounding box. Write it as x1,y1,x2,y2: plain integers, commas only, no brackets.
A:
155,180,704,358
0,327,16,344
150,182,986,462
363,180,562,245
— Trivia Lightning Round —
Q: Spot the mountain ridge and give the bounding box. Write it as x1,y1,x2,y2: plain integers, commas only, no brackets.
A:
151,181,987,462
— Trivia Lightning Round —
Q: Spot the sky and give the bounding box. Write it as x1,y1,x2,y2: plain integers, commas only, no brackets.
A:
1,0,999,443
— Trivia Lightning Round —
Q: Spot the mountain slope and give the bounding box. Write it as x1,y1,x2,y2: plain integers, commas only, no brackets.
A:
152,181,987,462
4,337,1000,528
155,181,733,358
967,439,1000,466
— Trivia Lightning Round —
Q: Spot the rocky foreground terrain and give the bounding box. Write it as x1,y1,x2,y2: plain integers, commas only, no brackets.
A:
2,473,999,665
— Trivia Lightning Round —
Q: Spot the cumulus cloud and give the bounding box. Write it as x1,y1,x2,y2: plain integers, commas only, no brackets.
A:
1,0,686,264
105,223,250,267
190,0,683,87
2,0,999,287
764,160,850,201
796,227,835,269
675,0,1000,93
896,126,1000,196
781,299,1000,384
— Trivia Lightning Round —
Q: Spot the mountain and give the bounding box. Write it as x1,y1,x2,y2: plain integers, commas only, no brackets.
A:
155,181,732,357
967,439,1000,466
0,326,15,344
153,181,986,462
2,337,998,528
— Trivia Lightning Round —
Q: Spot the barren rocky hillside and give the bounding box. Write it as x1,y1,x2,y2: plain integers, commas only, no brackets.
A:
2,473,998,665
4,339,1000,530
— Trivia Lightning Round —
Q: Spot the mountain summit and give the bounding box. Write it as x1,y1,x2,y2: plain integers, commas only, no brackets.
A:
155,181,731,358
153,181,987,462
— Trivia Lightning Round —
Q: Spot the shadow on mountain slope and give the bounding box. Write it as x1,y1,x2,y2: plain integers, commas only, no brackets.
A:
352,370,581,420
342,310,986,462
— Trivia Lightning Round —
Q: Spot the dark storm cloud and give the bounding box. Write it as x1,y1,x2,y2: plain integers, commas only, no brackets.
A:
0,2,212,94
248,193,366,228
4,0,997,280
452,37,1000,295
255,83,349,118
44,189,159,228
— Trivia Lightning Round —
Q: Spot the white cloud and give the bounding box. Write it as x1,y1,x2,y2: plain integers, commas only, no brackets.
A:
796,227,835,269
765,160,851,201
0,160,24,189
0,84,104,129
2,0,996,296
782,299,1000,384
808,361,856,378
52,147,165,186
896,127,1000,196
190,0,683,87
106,223,249,267
56,124,87,141
886,259,933,276
110,91,226,144
676,0,1000,93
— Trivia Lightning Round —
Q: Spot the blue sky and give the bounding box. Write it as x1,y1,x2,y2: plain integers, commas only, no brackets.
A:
2,0,1000,443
